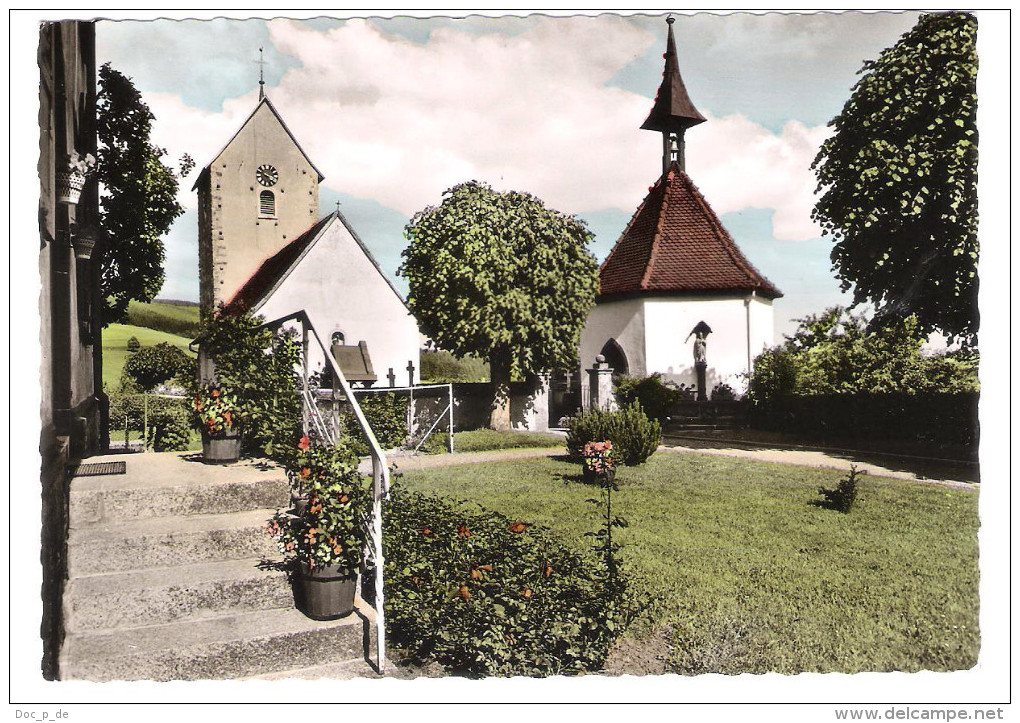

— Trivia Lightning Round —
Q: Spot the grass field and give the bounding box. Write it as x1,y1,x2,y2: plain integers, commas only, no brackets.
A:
124,299,201,337
393,453,980,674
447,429,564,453
102,323,196,389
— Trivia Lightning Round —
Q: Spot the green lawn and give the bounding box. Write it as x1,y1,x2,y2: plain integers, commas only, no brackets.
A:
102,323,196,389
392,452,980,674
449,429,564,453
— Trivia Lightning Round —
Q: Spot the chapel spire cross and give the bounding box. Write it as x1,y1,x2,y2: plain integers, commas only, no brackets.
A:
641,16,706,176
256,46,267,100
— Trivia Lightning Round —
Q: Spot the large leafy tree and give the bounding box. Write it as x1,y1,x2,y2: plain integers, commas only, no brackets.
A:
811,12,978,344
97,63,193,324
401,181,599,430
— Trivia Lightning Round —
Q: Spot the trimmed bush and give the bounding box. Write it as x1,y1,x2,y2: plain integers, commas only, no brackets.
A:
383,487,634,677
711,383,737,401
126,336,141,353
816,465,864,513
146,403,191,452
565,402,661,466
123,342,194,391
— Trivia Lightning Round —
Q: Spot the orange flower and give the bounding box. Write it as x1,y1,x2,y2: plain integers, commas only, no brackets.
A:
457,585,471,601
457,524,471,538
338,492,350,504
421,527,433,537
211,388,220,398
509,521,529,534
305,527,319,544
223,411,232,426
310,498,323,514
543,565,553,579
521,587,533,599
300,467,311,479
298,435,310,450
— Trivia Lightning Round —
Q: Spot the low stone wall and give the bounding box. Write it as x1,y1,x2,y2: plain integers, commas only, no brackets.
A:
441,379,550,432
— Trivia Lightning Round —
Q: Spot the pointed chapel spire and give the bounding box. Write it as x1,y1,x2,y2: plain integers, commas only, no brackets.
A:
641,17,706,175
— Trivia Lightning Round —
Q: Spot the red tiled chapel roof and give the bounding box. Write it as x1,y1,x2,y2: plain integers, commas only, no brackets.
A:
599,163,782,300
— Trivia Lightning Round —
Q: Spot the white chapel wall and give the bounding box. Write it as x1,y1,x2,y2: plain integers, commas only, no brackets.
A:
643,295,766,393
255,219,421,386
578,298,646,377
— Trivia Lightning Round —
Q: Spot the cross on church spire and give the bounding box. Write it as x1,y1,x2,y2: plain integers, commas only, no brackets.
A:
256,46,266,100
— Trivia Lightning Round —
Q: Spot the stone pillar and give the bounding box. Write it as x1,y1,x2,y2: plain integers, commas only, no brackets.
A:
695,361,708,402
587,355,617,412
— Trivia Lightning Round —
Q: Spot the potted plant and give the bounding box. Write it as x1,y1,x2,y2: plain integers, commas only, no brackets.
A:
56,151,96,205
192,382,243,463
266,439,367,620
582,440,616,484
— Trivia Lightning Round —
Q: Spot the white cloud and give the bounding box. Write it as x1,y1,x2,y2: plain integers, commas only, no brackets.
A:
687,115,831,240
142,15,828,240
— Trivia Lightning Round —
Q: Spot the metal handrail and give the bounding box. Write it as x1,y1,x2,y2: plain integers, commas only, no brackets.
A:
258,310,390,674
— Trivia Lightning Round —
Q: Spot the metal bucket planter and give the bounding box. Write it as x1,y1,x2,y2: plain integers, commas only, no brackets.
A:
200,429,242,464
294,562,357,621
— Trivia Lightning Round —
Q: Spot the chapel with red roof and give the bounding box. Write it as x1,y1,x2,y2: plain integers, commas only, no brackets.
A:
578,17,781,393
194,78,421,385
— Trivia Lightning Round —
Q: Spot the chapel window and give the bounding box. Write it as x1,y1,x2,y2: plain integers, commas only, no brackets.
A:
259,190,275,217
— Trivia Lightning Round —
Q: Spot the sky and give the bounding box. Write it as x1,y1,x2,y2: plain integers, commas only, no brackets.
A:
93,11,926,341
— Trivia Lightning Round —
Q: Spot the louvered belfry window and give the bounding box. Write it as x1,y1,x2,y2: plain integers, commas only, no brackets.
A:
259,190,275,216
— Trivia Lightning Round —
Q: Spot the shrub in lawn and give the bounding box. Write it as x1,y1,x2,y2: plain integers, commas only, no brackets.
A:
711,383,737,401
566,402,661,466
615,374,681,423
383,487,635,677
816,465,864,513
146,403,191,452
126,335,141,353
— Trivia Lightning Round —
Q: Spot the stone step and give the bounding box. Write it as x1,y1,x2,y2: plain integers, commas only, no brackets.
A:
70,454,289,525
247,657,380,680
68,508,279,576
61,603,377,681
65,558,293,632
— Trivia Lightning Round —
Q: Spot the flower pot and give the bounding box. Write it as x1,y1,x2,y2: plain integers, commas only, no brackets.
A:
73,233,97,260
295,562,357,620
56,171,86,205
200,429,242,464
289,491,309,517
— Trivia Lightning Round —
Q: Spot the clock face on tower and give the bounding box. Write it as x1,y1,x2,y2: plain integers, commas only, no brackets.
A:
256,164,279,187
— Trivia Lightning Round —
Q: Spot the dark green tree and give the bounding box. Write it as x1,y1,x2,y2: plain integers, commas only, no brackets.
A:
811,12,978,344
97,63,193,324
122,342,194,391
401,181,599,430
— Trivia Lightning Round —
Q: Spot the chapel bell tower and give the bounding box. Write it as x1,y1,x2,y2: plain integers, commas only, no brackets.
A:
640,16,706,176
194,77,324,316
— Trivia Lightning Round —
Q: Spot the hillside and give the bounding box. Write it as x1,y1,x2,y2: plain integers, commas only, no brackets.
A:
102,323,195,390
124,299,201,337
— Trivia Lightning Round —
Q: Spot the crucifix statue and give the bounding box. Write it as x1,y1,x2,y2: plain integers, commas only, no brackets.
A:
387,367,396,388
406,360,416,387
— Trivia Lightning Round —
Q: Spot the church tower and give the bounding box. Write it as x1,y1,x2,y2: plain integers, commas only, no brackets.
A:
194,89,323,315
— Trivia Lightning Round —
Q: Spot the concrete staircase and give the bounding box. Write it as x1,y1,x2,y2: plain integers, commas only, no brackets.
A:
59,452,378,681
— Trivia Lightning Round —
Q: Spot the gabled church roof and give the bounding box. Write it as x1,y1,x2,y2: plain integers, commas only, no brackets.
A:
221,211,409,316
191,95,325,192
599,162,782,300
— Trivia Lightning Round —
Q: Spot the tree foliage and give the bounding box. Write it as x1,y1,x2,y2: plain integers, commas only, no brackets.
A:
748,306,979,402
811,12,978,344
97,63,193,324
400,181,599,429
